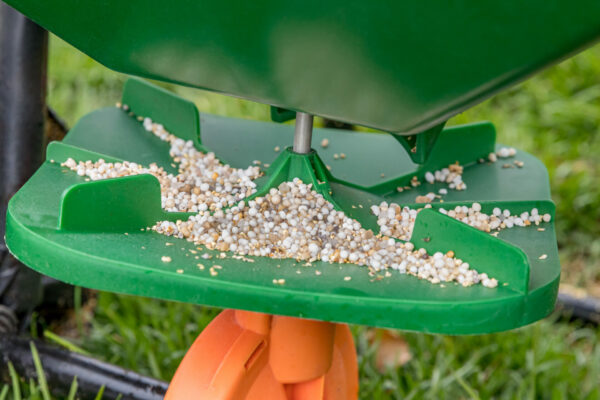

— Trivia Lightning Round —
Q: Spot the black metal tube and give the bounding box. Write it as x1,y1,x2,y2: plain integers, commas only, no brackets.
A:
0,3,47,323
0,336,169,400
556,291,600,325
0,2,48,237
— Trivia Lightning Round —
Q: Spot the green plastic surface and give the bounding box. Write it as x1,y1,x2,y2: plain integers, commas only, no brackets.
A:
5,0,600,134
6,80,560,334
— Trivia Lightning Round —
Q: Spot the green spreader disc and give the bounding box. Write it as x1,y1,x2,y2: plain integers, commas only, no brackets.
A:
6,80,559,334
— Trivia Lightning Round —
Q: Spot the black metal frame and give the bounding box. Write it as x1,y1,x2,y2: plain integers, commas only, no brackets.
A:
0,2,47,330
0,336,168,400
0,2,598,398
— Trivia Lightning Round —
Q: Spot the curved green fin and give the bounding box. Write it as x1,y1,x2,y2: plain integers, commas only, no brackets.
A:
410,208,530,293
122,78,206,151
59,174,192,232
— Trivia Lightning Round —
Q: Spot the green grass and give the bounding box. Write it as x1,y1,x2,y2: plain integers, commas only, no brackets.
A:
3,36,599,399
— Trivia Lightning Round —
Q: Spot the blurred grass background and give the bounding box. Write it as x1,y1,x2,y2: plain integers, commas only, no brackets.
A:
11,35,600,399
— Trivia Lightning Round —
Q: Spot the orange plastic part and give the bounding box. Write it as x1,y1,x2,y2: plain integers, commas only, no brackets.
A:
270,315,336,383
165,309,358,400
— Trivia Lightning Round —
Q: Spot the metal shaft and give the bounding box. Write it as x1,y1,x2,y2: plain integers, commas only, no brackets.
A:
292,112,313,154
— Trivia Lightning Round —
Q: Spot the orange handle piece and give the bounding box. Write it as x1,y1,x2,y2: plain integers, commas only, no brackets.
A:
165,309,358,400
